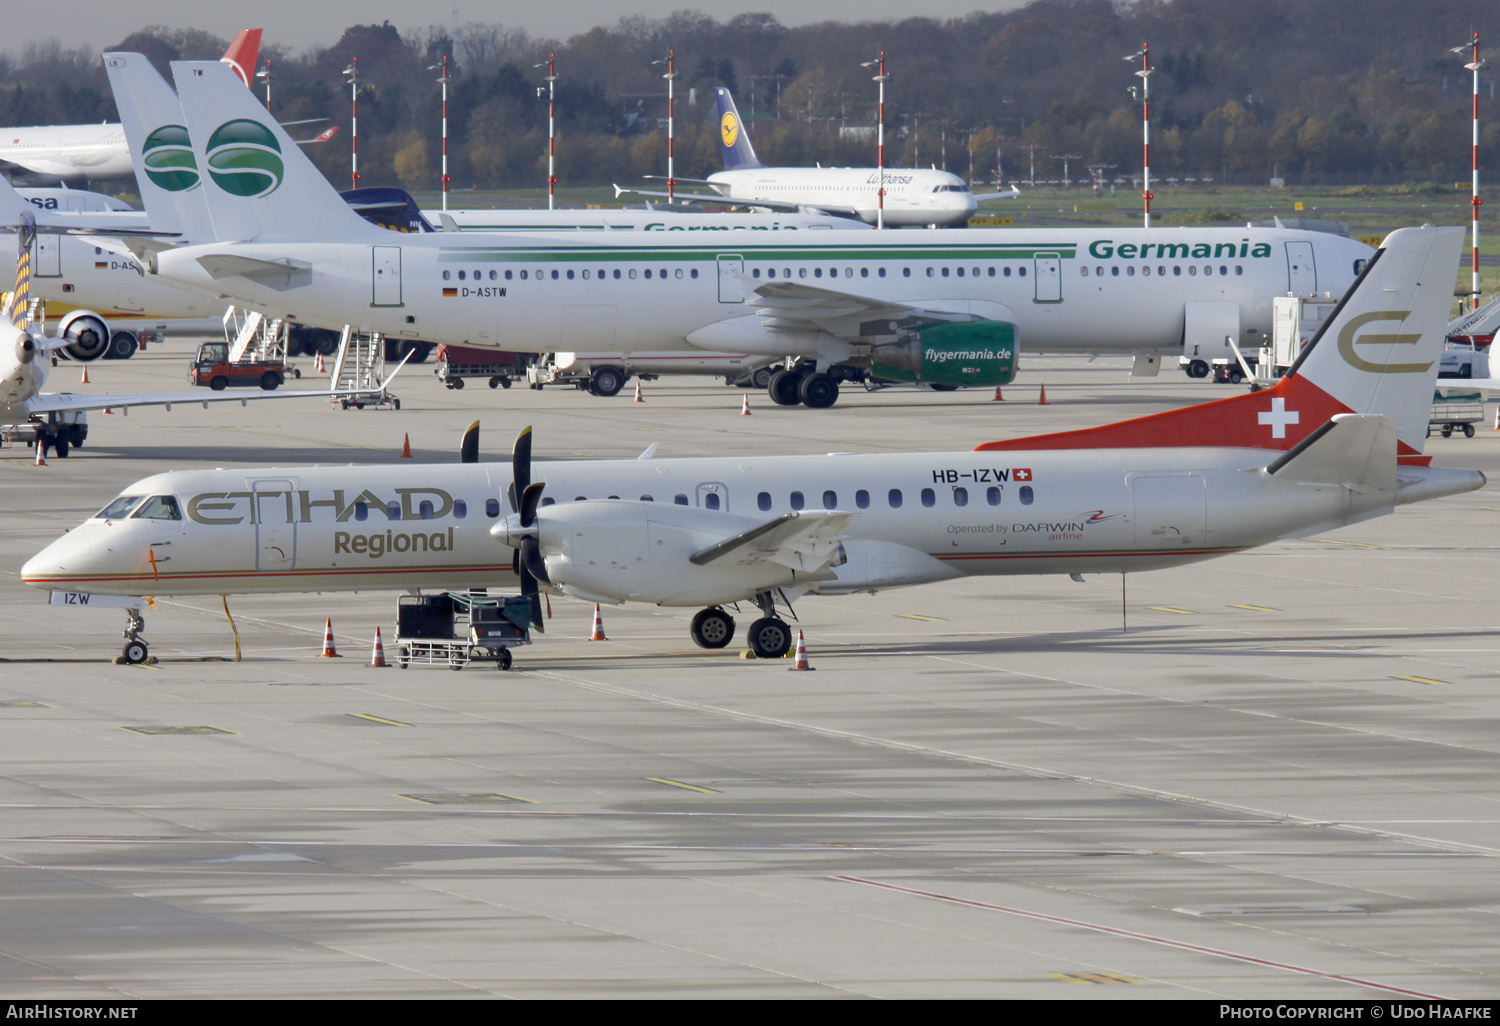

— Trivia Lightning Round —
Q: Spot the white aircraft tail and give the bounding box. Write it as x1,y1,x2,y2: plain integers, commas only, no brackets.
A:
4,210,35,330
170,60,378,243
102,53,216,243
978,225,1465,463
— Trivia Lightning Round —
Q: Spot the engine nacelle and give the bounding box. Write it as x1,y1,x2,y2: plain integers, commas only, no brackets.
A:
9,324,36,366
870,319,1018,387
497,500,824,607
56,310,111,363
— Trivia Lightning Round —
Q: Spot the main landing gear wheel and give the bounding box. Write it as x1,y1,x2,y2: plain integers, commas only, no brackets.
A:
768,368,804,406
1185,359,1210,379
590,366,625,397
122,639,149,664
746,617,792,660
798,372,839,409
690,607,736,649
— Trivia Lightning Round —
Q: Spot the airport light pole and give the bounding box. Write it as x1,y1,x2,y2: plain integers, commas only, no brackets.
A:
1126,45,1153,227
651,52,678,202
255,60,271,112
342,60,359,190
1452,32,1484,309
1056,152,1082,187
428,57,451,211
535,55,558,210
861,52,888,230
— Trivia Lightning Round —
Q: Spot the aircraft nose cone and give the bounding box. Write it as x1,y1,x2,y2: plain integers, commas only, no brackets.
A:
21,531,91,588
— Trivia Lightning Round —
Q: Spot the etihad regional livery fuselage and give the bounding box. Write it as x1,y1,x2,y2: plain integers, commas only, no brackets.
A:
101,59,1371,409
22,228,1483,663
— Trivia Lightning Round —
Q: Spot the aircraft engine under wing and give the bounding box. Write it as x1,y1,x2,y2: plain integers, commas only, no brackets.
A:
500,499,852,607
196,253,312,291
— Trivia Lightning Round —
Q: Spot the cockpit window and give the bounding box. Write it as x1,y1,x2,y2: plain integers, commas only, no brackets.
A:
131,495,182,521
96,496,145,520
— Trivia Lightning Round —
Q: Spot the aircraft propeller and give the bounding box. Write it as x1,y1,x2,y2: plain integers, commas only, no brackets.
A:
508,426,547,631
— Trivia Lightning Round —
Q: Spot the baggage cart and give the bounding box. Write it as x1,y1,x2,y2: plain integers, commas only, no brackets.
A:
1428,390,1485,438
393,592,533,670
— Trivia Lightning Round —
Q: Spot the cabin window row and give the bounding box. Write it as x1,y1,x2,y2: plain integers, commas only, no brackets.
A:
750,265,1029,280
443,268,703,282
755,485,1034,510
1081,264,1243,278
353,499,468,521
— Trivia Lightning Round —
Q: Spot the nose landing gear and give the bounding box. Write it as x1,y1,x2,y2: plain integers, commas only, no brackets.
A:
117,608,152,665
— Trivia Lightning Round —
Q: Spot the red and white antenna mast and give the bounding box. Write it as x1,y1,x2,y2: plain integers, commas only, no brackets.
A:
434,57,450,211
1127,44,1153,228
862,52,889,230
536,55,558,210
342,59,359,190
1452,32,1484,309
652,51,678,202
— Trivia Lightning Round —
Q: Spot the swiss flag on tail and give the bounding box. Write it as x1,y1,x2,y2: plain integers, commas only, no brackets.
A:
976,226,1464,466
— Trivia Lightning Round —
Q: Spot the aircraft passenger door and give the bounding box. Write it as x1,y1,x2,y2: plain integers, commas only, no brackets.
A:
33,234,61,277
1286,242,1316,295
1033,253,1062,303
697,482,729,512
251,479,297,571
717,254,745,303
372,246,403,306
1131,475,1206,549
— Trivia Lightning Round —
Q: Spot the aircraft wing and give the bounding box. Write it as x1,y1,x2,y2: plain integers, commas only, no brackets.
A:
689,510,852,573
745,280,969,343
971,185,1022,201
613,184,863,219
25,353,412,416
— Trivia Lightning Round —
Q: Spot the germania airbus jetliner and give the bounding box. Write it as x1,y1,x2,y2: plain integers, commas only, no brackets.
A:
617,87,1018,227
0,31,262,182
23,226,1481,664
103,58,1372,409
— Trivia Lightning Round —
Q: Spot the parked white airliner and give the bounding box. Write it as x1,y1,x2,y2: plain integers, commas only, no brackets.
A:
0,31,262,182
617,88,1017,227
23,227,1480,663
99,58,1373,409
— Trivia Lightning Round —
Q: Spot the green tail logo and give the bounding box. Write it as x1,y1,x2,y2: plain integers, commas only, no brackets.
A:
205,119,284,198
141,125,200,192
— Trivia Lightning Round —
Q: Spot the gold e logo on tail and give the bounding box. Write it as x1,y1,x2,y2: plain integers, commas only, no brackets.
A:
721,111,739,148
1337,310,1428,374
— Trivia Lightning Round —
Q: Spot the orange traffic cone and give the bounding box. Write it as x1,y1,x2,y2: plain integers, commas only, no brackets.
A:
80,365,89,384
369,626,388,667
33,444,45,467
316,618,342,657
588,603,608,641
789,630,813,671
741,393,752,416
314,351,325,373
1492,406,1498,431
400,434,412,458
992,386,1004,401
632,380,644,403
1037,383,1049,406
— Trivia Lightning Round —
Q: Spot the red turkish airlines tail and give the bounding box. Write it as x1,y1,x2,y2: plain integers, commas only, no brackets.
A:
976,225,1464,464
219,29,263,88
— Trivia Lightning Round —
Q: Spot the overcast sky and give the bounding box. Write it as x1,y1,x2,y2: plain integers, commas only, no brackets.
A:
18,2,1028,54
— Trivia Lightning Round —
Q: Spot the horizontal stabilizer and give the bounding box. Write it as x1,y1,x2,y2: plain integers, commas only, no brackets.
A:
690,510,851,572
1265,413,1396,493
196,253,311,290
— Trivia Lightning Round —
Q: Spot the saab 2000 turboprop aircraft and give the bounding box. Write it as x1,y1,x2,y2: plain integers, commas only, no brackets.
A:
616,87,1018,227
103,58,1372,409
0,31,262,182
0,212,409,457
23,226,1481,664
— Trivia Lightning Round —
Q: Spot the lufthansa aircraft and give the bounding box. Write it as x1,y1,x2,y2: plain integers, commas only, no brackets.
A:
23,226,1480,664
616,87,1018,227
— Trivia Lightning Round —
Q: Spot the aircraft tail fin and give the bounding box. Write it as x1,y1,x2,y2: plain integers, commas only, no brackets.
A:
103,52,218,244
715,87,763,171
976,225,1465,463
219,29,263,87
171,60,377,243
